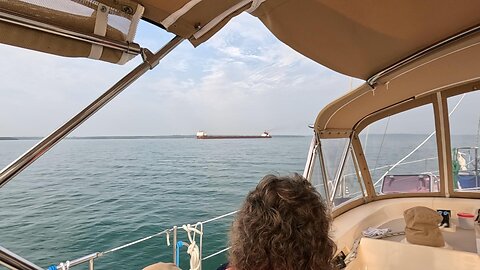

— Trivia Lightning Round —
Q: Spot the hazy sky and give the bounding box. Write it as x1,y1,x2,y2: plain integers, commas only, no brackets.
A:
0,13,362,137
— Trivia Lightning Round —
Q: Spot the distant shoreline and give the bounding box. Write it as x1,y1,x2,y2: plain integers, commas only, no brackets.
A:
0,135,308,141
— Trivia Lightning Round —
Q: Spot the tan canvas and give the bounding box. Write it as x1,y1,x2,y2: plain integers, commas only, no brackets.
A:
403,206,444,247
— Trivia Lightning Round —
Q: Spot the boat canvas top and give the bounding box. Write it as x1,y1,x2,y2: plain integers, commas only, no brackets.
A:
1,1,479,72
1,1,480,270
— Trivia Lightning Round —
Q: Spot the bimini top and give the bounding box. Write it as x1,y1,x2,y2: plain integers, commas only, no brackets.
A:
1,0,480,75
314,26,480,136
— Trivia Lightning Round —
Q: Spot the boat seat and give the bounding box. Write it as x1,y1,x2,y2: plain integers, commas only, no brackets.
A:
346,238,479,270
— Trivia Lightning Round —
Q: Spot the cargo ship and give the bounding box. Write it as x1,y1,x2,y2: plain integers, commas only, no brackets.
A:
196,131,271,139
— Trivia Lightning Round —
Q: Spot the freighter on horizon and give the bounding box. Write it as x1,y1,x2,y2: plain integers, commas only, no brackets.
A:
196,131,271,139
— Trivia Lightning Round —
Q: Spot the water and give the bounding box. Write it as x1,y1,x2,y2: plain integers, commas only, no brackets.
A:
1,134,477,270
0,137,311,270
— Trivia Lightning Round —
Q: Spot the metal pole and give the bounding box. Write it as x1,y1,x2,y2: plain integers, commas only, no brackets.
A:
303,135,317,180
0,35,185,189
89,259,94,270
55,253,100,269
0,245,43,270
173,226,177,264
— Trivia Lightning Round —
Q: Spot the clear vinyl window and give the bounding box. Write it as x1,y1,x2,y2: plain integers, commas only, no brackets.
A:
448,91,480,192
359,104,440,195
309,138,366,208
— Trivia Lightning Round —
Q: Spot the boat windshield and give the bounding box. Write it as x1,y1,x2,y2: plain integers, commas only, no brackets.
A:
309,138,366,207
448,91,480,193
309,88,480,211
359,104,440,195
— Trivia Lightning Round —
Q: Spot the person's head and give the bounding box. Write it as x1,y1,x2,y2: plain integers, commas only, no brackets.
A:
229,173,336,270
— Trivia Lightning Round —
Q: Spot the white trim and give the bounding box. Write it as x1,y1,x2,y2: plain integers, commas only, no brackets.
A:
117,3,144,65
161,0,203,28
193,0,251,40
125,4,144,42
160,0,265,41
89,4,109,60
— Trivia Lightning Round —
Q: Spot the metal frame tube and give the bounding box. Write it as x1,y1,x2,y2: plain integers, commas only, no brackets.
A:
173,226,177,264
303,135,318,179
89,259,94,270
0,245,43,270
0,35,184,189
0,8,141,55
55,253,100,269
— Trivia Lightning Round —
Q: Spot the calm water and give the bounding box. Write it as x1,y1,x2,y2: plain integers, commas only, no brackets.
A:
1,134,477,270
0,137,311,270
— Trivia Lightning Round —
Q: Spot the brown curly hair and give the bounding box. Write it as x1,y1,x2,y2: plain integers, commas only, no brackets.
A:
228,174,336,270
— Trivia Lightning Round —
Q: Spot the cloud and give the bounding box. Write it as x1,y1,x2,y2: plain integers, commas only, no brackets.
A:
0,13,356,137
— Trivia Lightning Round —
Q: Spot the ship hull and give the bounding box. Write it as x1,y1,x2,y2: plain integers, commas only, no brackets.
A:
196,135,271,139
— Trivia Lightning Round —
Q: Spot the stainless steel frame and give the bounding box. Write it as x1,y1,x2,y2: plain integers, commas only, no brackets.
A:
55,253,100,270
303,135,317,179
0,245,43,270
0,8,142,56
0,35,184,188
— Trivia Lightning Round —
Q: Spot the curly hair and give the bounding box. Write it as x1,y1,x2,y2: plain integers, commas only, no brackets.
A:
228,174,336,270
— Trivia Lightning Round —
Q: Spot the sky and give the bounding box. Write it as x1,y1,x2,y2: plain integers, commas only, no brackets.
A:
2,11,476,137
0,13,361,137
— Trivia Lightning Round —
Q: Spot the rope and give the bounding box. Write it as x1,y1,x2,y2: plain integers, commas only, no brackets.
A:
344,230,405,265
49,209,237,269
58,261,70,270
166,230,171,246
181,223,203,270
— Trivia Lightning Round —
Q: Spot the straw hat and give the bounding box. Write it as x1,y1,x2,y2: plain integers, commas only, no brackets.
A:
403,206,445,247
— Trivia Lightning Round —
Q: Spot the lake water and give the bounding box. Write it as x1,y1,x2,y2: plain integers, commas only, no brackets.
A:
0,137,311,270
1,134,477,270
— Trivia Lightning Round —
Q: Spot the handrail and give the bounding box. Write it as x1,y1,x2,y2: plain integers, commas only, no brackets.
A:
0,245,43,270
41,209,238,270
